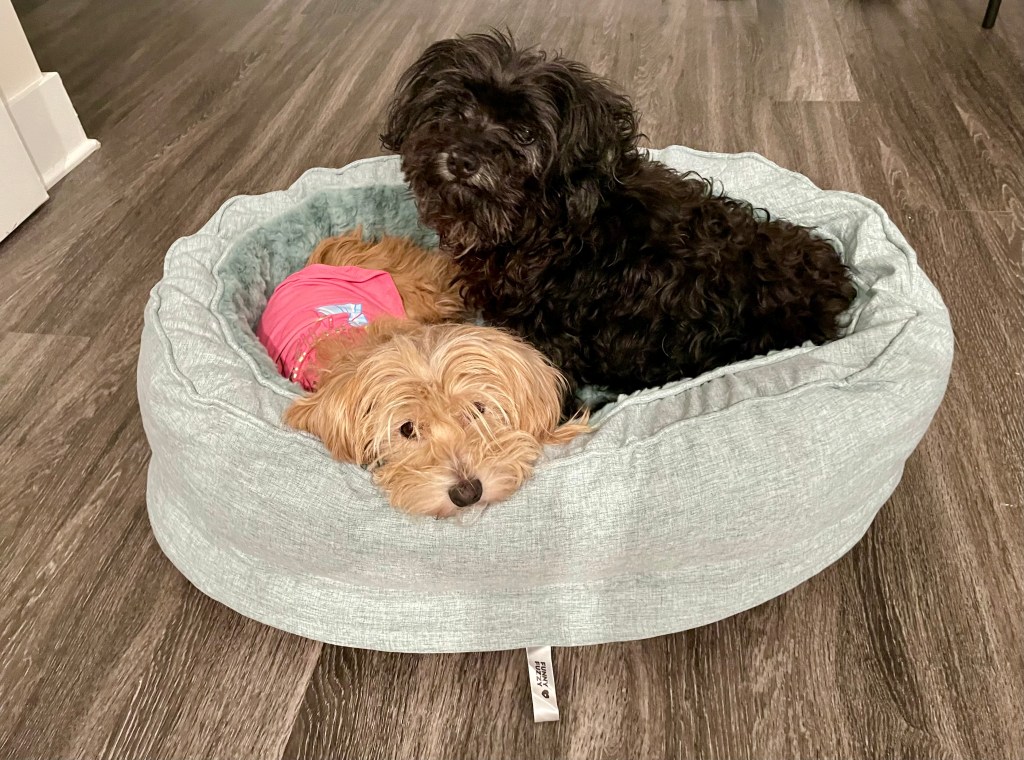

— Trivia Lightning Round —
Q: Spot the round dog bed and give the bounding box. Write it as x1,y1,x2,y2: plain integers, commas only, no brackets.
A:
137,146,953,653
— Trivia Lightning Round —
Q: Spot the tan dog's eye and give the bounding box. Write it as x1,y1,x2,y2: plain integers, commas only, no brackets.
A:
400,421,416,439
473,402,486,415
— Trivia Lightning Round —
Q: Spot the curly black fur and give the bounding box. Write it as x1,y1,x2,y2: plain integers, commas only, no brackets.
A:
383,32,857,405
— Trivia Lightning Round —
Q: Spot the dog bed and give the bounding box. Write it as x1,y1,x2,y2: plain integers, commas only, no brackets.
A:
137,146,953,653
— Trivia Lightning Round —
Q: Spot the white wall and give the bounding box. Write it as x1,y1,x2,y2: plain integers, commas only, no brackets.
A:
0,0,43,100
0,0,98,240
0,95,48,238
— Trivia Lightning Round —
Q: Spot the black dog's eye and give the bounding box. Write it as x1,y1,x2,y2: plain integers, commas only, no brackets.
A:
473,402,486,415
399,421,416,439
513,127,535,145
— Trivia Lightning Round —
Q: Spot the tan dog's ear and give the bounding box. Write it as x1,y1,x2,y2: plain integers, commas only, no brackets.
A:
283,318,417,464
544,413,590,446
482,329,591,445
284,372,369,464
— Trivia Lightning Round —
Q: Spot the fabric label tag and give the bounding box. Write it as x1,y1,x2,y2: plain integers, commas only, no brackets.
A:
525,646,559,722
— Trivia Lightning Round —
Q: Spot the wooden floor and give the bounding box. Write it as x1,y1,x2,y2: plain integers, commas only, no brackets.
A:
1,0,1022,757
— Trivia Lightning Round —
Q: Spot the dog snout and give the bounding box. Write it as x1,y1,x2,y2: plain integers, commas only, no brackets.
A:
446,150,479,180
448,477,483,508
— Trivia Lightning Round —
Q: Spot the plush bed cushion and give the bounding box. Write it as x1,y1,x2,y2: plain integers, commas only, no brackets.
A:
137,146,953,653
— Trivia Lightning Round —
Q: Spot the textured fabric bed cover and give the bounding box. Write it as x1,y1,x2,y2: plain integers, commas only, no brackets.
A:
137,146,953,653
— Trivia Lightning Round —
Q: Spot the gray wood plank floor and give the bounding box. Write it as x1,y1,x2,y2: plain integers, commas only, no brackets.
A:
1,0,1022,757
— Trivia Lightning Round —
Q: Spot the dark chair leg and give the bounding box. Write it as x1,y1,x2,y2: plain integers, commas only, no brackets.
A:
982,0,1002,28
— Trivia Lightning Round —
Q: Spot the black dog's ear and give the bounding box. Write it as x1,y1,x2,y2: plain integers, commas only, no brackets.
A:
381,38,469,152
542,62,640,225
382,32,520,152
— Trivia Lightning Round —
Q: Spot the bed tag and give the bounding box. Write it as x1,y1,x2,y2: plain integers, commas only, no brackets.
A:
525,646,559,722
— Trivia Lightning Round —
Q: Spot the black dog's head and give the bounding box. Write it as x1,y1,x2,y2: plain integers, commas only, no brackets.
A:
382,32,641,249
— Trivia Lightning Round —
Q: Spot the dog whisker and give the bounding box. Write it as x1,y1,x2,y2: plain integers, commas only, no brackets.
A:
450,503,489,527
436,152,455,182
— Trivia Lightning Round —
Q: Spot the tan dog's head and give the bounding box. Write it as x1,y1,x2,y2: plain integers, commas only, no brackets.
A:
284,321,588,517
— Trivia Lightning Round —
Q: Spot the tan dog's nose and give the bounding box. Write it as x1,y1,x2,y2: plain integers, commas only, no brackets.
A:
448,478,483,508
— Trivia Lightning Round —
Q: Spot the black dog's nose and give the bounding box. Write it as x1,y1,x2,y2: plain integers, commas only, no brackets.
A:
448,478,483,508
446,151,479,179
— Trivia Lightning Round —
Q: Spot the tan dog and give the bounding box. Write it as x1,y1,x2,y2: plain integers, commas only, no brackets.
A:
305,227,464,323
284,232,588,517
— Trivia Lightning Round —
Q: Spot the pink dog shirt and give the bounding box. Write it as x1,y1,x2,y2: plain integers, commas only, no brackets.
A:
257,264,406,390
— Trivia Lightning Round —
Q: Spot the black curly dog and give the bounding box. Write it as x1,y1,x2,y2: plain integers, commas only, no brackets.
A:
382,32,857,407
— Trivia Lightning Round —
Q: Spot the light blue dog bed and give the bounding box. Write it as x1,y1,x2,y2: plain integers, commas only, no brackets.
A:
137,146,953,653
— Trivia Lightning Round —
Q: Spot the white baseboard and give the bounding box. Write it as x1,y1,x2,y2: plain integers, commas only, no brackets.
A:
7,72,99,188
